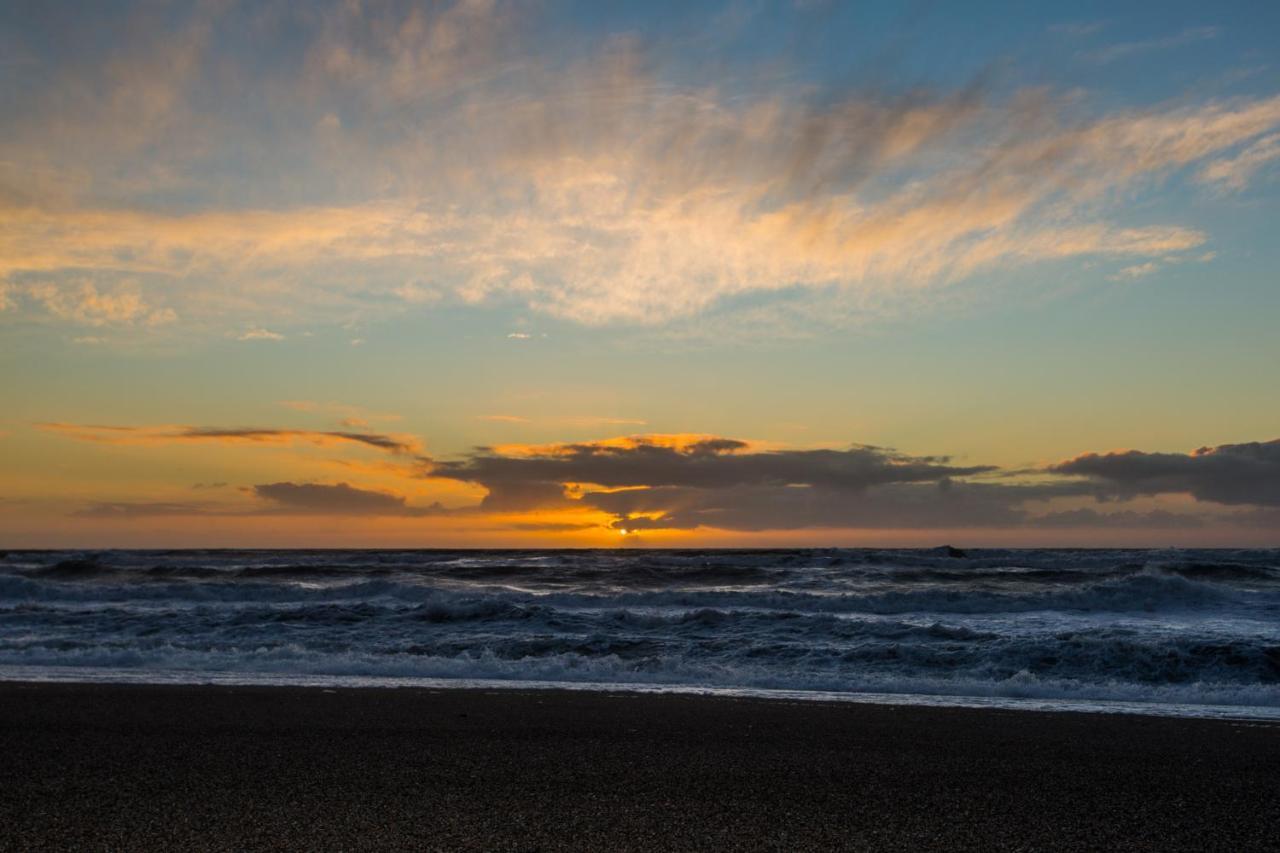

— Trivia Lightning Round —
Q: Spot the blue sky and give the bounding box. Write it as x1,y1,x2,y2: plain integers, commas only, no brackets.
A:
1,1,1278,546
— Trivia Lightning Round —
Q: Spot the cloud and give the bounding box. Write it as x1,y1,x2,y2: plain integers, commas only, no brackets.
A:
1228,507,1280,529
1028,508,1204,529
39,422,427,459
505,521,600,532
301,0,514,103
427,433,1033,529
23,281,175,327
1050,22,1103,37
74,501,213,518
1199,133,1280,191
582,482,1036,532
476,480,573,513
1083,26,1220,65
477,415,531,423
1106,248,1218,283
1,4,1277,335
279,400,403,424
430,435,995,498
237,328,284,341
475,414,646,427
45,421,1280,532
424,432,1280,532
252,482,441,516
1110,261,1159,280
1049,440,1280,506
73,483,444,518
562,417,648,427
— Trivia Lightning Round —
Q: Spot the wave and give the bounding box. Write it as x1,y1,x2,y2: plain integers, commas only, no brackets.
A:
0,637,1277,711
588,572,1262,615
1148,561,1280,582
13,548,1278,587
25,558,109,579
5,548,1280,716
3,592,1276,685
4,568,1274,615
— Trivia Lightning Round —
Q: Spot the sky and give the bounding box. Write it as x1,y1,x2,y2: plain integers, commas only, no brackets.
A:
1,0,1278,548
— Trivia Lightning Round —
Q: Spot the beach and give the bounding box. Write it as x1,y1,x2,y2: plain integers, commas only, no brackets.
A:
2,683,1278,850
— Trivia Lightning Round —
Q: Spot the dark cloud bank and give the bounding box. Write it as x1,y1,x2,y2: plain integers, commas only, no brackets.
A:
1049,441,1280,507
251,482,444,517
430,437,1280,532
77,483,445,519
64,421,1278,532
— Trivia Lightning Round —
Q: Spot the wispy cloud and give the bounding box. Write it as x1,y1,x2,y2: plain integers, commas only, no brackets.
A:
1198,133,1280,191
1082,26,1221,65
475,414,647,427
74,501,219,519
477,415,532,423
39,422,427,459
1110,261,1159,281
23,281,175,327
562,417,648,427
279,400,402,425
1050,21,1104,38
0,3,1275,338
236,328,284,341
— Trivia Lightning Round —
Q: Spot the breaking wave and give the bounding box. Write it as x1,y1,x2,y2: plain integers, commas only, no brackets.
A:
2,548,1279,716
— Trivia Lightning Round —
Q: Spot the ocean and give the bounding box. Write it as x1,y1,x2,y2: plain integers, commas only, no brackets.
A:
2,548,1279,719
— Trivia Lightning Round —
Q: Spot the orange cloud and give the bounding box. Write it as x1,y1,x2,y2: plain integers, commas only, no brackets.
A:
24,280,175,327
3,2,1277,336
18,419,1280,541
423,432,1280,534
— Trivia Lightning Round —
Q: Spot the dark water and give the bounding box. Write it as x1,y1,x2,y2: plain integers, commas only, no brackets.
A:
3,548,1279,717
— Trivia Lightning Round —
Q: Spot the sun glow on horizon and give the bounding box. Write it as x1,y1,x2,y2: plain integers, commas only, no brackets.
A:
1,1,1278,547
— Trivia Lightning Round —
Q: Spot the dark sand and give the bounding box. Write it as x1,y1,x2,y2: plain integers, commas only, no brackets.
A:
2,683,1279,851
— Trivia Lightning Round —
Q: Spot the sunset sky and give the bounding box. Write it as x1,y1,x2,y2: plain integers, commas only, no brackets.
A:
2,0,1278,547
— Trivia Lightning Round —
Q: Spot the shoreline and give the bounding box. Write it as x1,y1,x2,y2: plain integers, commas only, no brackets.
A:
3,681,1279,850
4,668,1280,723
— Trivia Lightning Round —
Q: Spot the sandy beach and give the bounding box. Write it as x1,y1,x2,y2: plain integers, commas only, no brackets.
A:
2,682,1278,850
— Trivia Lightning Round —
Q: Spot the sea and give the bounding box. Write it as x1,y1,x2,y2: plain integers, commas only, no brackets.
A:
2,548,1279,720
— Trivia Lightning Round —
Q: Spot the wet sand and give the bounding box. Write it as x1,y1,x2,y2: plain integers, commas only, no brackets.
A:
1,682,1278,850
